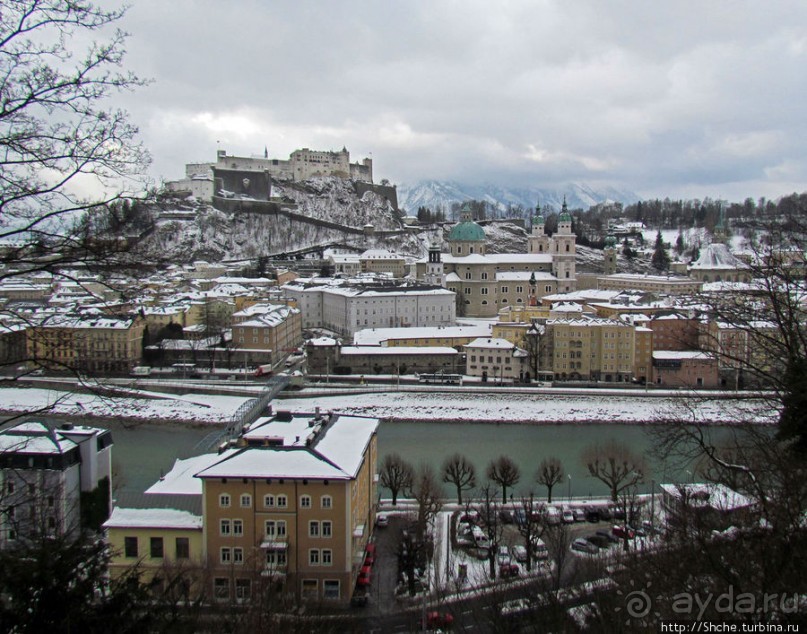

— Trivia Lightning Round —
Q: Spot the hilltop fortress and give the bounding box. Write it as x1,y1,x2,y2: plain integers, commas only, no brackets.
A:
167,147,374,201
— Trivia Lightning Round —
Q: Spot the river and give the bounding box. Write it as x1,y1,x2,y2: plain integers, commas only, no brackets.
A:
105,418,735,500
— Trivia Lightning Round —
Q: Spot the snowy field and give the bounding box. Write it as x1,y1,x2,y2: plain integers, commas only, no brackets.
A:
0,387,250,424
279,391,775,425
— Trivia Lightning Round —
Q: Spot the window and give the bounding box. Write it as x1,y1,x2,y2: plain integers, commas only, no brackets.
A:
309,549,320,565
300,495,311,509
175,537,189,559
501,285,508,293
214,578,229,599
219,494,231,508
322,521,332,538
321,495,332,509
481,288,488,295
265,520,287,538
150,537,164,559
233,547,244,564
302,579,318,599
481,272,488,280
464,272,471,279
264,494,275,507
323,580,340,599
124,536,138,558
240,494,252,508
233,519,243,536
266,550,287,566
235,578,251,600
322,549,333,565
277,494,288,508
309,521,320,537
220,519,231,536
516,286,523,293
221,547,231,564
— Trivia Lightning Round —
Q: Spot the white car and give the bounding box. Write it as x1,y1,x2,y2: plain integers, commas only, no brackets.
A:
511,545,528,563
376,513,389,528
496,545,511,565
562,509,575,524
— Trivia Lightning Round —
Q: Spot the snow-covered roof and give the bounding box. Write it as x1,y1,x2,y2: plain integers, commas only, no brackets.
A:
464,337,518,350
197,413,379,481
689,243,749,270
145,451,239,496
439,253,553,265
660,483,754,511
353,324,491,346
103,507,203,530
340,345,458,356
653,351,714,361
496,271,555,281
0,422,77,454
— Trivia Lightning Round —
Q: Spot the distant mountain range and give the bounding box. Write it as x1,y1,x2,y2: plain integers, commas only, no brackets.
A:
396,180,639,215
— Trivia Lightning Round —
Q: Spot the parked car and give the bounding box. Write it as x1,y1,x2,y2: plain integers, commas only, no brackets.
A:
586,509,601,523
499,562,520,578
598,506,611,520
573,508,586,522
496,545,511,565
572,538,599,554
514,509,527,526
544,506,561,525
511,544,528,563
376,513,389,528
612,525,635,540
596,529,620,543
350,586,370,607
612,507,627,521
533,538,549,560
499,510,514,524
425,611,454,629
562,509,575,524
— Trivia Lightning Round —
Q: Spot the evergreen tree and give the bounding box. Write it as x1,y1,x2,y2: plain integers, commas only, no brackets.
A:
651,230,670,271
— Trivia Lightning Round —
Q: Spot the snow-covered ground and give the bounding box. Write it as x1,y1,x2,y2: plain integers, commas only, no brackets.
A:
0,387,250,424
279,391,774,425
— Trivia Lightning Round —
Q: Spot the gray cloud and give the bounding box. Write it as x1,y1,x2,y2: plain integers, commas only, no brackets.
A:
118,0,807,201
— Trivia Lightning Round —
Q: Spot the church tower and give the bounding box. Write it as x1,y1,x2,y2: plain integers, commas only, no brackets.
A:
551,197,577,292
425,242,446,286
528,208,550,254
603,233,618,275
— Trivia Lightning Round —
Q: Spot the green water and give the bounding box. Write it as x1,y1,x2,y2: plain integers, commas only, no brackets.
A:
107,419,736,499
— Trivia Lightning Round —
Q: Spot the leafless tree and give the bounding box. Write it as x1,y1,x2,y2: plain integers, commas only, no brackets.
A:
441,453,476,505
379,453,414,506
487,455,521,504
536,457,564,503
473,483,505,580
517,492,546,573
581,440,646,503
0,0,155,389
412,464,443,543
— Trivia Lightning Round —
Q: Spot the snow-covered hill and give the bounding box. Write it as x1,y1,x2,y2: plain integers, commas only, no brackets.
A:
145,177,427,263
397,180,639,215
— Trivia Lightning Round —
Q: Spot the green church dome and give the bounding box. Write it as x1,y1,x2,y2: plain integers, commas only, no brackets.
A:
605,234,617,248
448,220,486,242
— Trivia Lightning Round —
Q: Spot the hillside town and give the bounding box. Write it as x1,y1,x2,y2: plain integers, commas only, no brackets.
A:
2,2,806,632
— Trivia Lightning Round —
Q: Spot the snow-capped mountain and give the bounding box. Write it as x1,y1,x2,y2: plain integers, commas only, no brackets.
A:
397,180,639,215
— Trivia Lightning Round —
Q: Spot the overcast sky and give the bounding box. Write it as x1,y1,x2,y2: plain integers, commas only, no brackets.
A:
117,1,807,201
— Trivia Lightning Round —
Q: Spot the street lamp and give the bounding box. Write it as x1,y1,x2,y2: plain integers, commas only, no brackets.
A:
568,474,572,502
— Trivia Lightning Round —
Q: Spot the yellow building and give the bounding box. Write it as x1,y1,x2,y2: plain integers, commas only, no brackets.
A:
104,508,205,594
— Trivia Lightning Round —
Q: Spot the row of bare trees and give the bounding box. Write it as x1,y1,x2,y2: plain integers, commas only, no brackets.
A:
379,440,647,508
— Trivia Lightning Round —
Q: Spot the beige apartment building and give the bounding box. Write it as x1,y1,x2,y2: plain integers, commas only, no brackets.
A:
230,304,302,365
28,313,145,374
195,412,379,606
539,316,636,383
